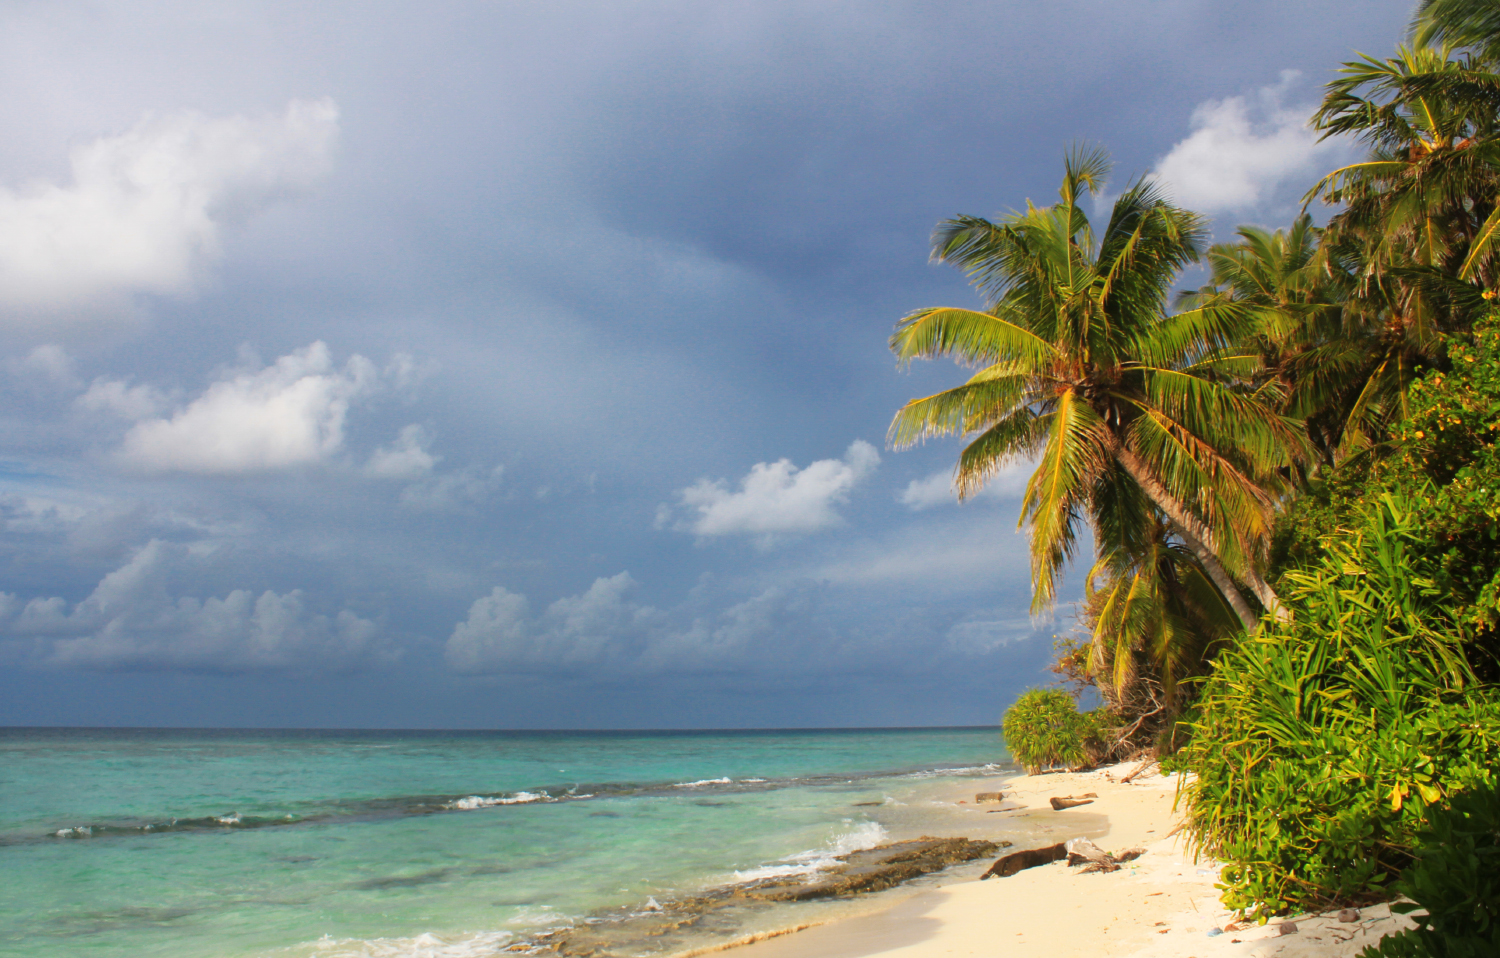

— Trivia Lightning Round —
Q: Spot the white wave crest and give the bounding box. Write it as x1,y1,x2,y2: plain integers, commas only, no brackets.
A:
308,929,515,957
674,778,732,788
447,791,548,810
730,820,889,885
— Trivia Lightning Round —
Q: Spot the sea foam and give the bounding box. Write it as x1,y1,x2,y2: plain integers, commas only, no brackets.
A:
447,792,548,810
730,820,890,884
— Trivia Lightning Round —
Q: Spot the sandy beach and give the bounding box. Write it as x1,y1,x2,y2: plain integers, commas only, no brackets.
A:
726,763,1417,958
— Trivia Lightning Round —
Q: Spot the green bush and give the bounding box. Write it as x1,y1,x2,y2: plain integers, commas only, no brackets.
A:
1003,689,1090,773
1180,495,1500,919
1361,781,1500,957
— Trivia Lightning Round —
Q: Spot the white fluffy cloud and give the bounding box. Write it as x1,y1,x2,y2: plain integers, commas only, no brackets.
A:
1152,71,1350,215
898,458,1035,510
1,539,393,672
0,99,338,318
116,342,378,475
661,440,879,544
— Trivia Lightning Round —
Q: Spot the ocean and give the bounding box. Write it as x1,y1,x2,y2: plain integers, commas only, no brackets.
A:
0,727,1040,958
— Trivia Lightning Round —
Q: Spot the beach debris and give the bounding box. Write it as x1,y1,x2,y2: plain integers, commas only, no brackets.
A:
1277,921,1300,936
1121,760,1158,783
980,842,1068,879
1062,838,1145,873
975,791,1004,803
1049,796,1095,810
1338,908,1360,923
1207,927,1224,937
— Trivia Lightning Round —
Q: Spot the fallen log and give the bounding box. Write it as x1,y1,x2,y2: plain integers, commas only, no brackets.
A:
974,791,1004,803
1049,796,1094,810
979,842,1067,879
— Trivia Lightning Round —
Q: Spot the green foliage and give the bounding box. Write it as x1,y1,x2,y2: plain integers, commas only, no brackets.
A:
1388,318,1500,646
1360,781,1500,957
1271,315,1500,655
1001,689,1119,774
1180,494,1500,920
1003,689,1084,774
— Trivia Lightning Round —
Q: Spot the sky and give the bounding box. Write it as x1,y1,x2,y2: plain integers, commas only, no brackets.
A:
0,0,1415,729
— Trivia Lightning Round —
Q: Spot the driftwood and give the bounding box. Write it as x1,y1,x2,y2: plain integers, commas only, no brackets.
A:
1064,838,1146,873
979,842,1067,879
1121,760,1158,784
974,792,1004,804
1049,796,1094,810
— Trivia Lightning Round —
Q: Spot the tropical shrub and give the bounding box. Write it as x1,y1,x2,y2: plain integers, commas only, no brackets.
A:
1273,317,1500,655
1180,495,1500,919
1361,780,1500,957
1001,689,1120,773
1003,689,1084,773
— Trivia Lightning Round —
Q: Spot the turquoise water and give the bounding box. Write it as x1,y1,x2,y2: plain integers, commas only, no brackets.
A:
0,727,1024,958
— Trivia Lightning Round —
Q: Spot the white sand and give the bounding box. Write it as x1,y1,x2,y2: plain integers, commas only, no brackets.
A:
726,763,1415,958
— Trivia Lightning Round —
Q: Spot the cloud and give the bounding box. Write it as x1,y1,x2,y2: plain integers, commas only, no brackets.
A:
0,98,338,319
116,341,378,475
8,344,80,387
445,572,663,674
1,539,394,673
898,458,1035,510
944,613,1047,654
1151,71,1351,215
661,440,879,544
445,573,824,676
366,424,440,480
76,376,171,419
398,465,505,511
808,511,1033,592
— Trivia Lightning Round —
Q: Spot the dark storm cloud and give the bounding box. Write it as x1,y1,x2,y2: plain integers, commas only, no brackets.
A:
0,0,1416,726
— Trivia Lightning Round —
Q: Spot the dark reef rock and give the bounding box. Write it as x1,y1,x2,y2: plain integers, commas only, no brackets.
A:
749,837,1003,902
518,837,1004,957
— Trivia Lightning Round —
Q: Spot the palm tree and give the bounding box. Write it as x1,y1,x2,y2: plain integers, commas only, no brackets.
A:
888,147,1303,631
1301,44,1500,454
1181,217,1412,467
1414,0,1500,57
1083,520,1242,727
1307,44,1500,288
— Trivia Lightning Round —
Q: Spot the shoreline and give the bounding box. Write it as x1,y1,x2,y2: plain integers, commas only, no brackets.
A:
718,762,1418,958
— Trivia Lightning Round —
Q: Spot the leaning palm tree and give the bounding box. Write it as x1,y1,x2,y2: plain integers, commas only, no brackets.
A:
888,148,1302,631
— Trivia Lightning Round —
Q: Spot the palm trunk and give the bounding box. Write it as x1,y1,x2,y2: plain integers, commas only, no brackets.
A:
1113,446,1287,631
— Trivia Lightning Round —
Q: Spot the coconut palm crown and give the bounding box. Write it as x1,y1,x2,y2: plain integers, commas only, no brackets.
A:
888,148,1303,631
